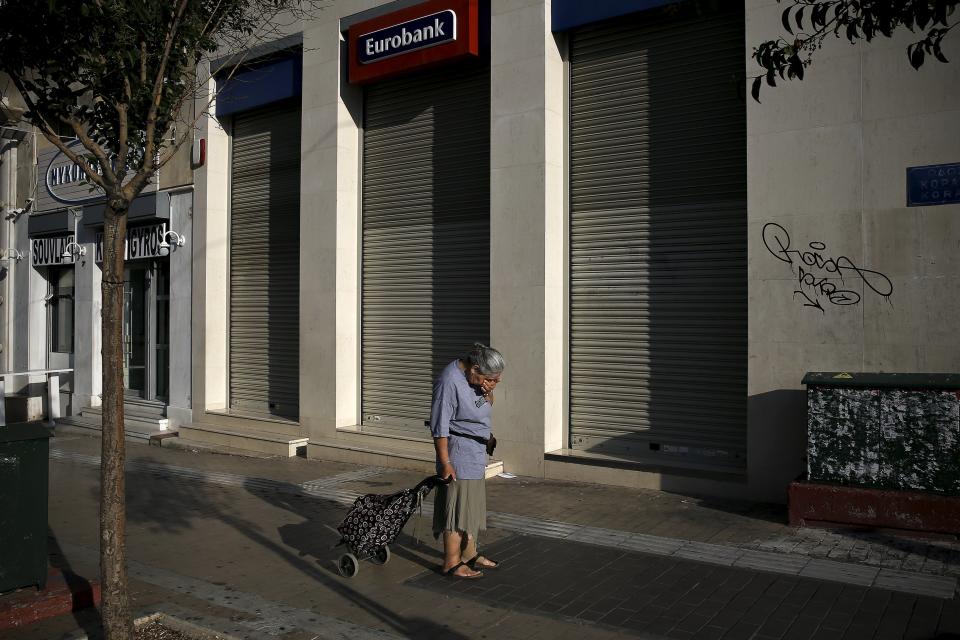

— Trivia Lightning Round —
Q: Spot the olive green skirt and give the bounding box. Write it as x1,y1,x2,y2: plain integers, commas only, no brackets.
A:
432,478,487,539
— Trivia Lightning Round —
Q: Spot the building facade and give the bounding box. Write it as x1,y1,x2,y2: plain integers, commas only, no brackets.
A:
3,112,195,433
185,0,956,502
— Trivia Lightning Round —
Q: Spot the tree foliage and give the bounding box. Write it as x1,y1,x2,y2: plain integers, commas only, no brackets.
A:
751,0,959,102
0,0,312,198
0,2,324,639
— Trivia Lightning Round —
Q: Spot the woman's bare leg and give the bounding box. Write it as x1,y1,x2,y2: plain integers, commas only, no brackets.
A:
444,530,481,577
462,534,497,568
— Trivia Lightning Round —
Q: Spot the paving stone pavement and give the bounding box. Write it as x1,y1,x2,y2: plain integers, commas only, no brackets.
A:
47,443,958,598
343,469,960,582
408,535,960,640
740,529,960,579
13,432,960,640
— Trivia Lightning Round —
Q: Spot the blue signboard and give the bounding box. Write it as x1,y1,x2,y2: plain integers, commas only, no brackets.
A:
358,10,457,64
907,163,960,206
552,0,681,32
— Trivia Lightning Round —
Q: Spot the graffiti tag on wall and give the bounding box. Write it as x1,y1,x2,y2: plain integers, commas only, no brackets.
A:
762,223,893,313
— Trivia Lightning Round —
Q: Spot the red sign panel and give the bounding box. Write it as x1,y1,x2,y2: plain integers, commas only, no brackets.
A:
348,0,480,84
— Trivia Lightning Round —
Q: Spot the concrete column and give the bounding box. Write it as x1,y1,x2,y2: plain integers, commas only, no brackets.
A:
301,17,364,442
489,0,566,476
167,189,193,427
192,77,230,415
24,256,47,418
72,222,102,408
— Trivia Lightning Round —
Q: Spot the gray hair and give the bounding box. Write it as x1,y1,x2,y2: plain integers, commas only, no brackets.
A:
463,342,505,376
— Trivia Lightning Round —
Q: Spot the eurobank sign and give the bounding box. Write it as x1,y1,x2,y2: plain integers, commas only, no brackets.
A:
358,11,456,64
348,0,479,84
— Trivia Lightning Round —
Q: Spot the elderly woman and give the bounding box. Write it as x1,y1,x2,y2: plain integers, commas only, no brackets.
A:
430,342,505,579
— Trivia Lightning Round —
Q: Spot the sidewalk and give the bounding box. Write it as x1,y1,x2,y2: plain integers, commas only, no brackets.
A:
6,430,960,640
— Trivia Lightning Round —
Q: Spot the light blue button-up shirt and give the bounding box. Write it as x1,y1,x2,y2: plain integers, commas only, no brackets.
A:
429,360,492,480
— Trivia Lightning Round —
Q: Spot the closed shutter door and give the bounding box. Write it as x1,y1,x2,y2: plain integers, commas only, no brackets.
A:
362,65,490,434
569,5,747,473
229,103,301,419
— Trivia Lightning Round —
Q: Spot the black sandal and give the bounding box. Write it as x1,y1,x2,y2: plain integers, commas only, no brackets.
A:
465,555,500,570
444,561,483,579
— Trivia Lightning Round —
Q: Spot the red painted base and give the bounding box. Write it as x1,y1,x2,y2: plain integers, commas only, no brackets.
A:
789,480,960,536
0,569,101,631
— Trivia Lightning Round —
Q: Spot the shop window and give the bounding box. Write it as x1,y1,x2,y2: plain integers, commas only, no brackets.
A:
49,267,75,353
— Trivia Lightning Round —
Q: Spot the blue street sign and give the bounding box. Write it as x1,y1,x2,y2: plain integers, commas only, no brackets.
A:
907,163,960,206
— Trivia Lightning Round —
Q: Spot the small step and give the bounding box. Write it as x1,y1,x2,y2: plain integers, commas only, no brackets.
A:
83,403,167,421
80,411,169,432
309,434,504,479
56,416,168,442
178,423,307,458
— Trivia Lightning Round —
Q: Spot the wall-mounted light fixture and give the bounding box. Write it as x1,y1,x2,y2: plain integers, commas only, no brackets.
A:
61,206,86,260
5,197,34,219
0,248,24,262
159,229,186,255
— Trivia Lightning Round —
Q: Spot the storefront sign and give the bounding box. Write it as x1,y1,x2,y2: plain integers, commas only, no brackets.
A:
95,223,167,262
907,163,960,206
348,0,479,84
42,141,105,207
31,235,75,266
358,10,456,64
35,142,158,214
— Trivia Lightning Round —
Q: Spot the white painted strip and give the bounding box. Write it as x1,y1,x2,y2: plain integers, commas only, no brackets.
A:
566,527,632,546
873,568,957,599
800,559,879,586
734,549,809,574
303,467,389,489
674,542,744,566
619,533,685,554
59,542,406,640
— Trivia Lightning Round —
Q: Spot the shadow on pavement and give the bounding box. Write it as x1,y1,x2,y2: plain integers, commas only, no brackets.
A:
116,464,468,639
47,527,104,640
247,478,467,639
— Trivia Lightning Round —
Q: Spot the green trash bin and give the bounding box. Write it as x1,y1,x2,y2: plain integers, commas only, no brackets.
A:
0,423,52,593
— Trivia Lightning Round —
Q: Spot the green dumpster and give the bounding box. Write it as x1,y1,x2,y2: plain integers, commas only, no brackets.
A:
0,423,52,592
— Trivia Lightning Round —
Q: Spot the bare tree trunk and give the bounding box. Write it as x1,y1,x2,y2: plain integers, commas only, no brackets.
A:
100,199,132,640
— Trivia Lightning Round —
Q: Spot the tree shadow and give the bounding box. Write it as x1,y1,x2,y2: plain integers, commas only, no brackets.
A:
47,527,104,640
113,462,468,639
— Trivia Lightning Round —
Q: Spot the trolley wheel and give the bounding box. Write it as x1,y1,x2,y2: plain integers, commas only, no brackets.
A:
373,545,391,565
338,553,359,578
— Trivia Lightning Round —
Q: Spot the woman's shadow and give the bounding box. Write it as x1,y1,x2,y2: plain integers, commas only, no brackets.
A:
244,477,467,639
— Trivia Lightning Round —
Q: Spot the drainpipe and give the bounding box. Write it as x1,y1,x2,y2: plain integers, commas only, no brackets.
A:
0,134,14,372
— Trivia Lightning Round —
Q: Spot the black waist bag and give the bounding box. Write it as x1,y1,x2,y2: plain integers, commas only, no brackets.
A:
449,429,497,457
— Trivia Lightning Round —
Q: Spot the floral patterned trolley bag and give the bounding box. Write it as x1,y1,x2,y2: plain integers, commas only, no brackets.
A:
334,474,447,577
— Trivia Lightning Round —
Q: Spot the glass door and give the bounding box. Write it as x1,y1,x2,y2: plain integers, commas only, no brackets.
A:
123,264,149,398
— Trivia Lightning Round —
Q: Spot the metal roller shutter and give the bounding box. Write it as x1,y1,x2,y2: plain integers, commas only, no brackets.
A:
361,65,490,434
229,103,301,419
569,5,747,473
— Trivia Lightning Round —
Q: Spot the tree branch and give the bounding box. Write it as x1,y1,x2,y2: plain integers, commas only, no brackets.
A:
9,74,112,192
142,0,191,175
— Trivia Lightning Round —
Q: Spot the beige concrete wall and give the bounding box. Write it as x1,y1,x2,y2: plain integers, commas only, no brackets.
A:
192,74,230,414
489,0,566,476
299,0,383,444
746,0,960,501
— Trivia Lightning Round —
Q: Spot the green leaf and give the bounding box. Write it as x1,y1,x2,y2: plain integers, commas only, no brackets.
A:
933,42,949,64
782,6,794,34
789,55,805,80
752,75,762,102
909,44,925,69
